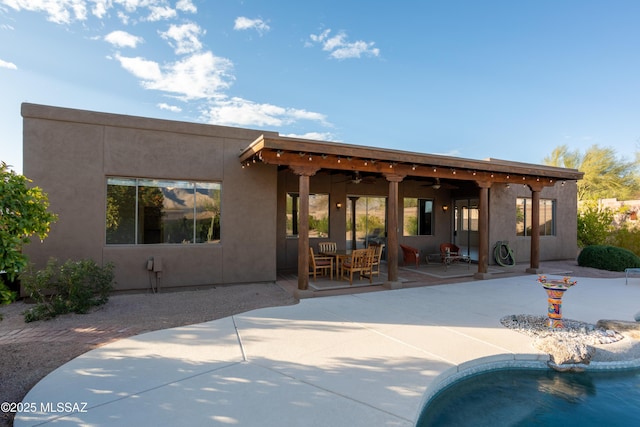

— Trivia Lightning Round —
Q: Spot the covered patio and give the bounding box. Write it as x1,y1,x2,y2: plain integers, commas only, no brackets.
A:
239,135,583,293
278,259,514,294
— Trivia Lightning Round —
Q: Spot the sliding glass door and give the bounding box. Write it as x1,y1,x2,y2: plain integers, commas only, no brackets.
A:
346,196,387,250
453,198,479,260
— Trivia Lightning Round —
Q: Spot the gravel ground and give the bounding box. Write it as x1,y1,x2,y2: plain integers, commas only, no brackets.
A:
0,260,635,427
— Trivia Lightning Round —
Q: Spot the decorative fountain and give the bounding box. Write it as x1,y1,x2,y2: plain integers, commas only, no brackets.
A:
537,275,577,328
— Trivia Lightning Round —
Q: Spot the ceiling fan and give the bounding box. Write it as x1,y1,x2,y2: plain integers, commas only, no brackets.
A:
338,171,376,184
422,177,458,190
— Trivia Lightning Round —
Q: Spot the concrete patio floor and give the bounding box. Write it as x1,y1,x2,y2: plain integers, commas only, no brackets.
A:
15,274,640,426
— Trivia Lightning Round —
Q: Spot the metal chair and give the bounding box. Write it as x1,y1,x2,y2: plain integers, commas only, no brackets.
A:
439,243,460,262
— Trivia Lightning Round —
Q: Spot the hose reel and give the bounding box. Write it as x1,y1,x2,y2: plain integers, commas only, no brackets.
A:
494,241,515,267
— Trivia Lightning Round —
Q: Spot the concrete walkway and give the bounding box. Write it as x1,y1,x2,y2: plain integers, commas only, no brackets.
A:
15,275,640,426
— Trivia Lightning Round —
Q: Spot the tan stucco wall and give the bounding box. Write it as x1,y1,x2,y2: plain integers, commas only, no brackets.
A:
489,181,579,264
22,103,278,291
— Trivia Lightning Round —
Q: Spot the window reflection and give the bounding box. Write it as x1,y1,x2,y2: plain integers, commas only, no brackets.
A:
106,178,221,244
403,198,434,236
286,193,329,238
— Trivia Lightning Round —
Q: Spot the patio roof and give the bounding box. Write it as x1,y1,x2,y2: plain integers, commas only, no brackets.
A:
239,134,583,186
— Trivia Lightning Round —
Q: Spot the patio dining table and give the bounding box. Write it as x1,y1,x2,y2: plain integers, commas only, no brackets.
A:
319,249,352,279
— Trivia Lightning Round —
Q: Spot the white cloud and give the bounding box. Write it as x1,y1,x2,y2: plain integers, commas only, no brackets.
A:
116,55,162,81
0,58,18,70
308,29,331,45
90,0,108,19
201,97,327,127
308,29,380,59
104,30,143,48
283,132,337,142
116,10,130,24
331,40,380,60
2,0,88,24
176,0,196,13
157,102,182,112
234,17,270,35
146,5,176,21
1,1,191,24
160,22,204,55
5,1,333,133
115,51,234,100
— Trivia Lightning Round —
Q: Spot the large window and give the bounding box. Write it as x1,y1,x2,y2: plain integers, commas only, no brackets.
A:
516,198,556,237
403,198,434,236
106,178,221,244
286,193,329,238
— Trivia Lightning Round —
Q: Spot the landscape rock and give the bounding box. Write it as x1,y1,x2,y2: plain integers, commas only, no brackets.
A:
535,335,596,367
597,319,640,340
501,314,627,371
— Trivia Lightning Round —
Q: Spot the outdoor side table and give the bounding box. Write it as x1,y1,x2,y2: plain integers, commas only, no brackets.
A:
625,268,640,285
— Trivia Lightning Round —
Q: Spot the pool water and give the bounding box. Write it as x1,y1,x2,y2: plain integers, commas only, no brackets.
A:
417,368,640,427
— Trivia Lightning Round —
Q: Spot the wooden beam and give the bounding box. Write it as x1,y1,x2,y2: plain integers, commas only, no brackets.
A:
255,150,564,187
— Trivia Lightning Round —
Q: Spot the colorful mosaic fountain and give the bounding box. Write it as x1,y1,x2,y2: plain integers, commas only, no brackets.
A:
537,275,577,328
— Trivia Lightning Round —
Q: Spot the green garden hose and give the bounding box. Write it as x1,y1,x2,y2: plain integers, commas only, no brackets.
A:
494,241,515,267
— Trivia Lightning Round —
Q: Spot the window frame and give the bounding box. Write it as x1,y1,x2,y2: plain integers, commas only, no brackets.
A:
106,177,222,245
403,197,435,236
516,197,556,237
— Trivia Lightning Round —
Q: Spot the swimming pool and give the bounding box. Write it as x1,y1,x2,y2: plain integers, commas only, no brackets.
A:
416,368,640,426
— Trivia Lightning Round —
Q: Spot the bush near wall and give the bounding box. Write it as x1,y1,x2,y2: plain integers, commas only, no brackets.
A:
21,258,115,322
606,225,640,259
577,245,640,272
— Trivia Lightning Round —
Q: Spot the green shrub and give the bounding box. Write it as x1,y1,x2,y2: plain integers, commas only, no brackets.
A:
0,281,17,320
577,202,614,247
577,245,640,272
606,224,640,258
21,258,115,322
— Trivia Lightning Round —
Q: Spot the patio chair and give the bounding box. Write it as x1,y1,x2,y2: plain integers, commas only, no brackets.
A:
439,243,460,262
318,241,337,253
368,243,385,277
400,244,420,268
309,247,333,281
342,248,375,285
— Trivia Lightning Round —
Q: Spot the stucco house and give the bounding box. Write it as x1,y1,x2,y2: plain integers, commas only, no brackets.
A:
21,103,583,293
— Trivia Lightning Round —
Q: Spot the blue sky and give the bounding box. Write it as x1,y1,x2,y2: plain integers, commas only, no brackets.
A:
1,1,638,174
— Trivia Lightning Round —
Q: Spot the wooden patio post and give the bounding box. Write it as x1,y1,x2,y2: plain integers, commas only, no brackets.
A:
384,173,404,287
290,165,320,291
474,181,492,279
